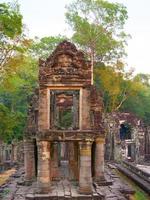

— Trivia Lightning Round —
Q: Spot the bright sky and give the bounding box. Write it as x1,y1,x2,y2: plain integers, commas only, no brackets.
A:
1,0,150,74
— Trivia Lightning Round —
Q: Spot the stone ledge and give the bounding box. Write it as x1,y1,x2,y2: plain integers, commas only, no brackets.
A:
36,130,104,142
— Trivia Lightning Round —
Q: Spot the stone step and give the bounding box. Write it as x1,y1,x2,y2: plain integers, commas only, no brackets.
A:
116,164,150,195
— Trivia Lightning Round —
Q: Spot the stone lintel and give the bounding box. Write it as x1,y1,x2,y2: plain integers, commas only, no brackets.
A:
37,130,99,142
43,84,83,89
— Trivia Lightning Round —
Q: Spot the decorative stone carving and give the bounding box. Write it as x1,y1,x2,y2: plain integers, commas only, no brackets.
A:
39,41,91,85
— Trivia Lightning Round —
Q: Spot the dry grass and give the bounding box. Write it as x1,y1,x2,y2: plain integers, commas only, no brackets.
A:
0,168,16,186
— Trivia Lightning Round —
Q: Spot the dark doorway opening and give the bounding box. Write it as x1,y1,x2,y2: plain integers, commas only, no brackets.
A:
50,141,79,180
120,123,132,140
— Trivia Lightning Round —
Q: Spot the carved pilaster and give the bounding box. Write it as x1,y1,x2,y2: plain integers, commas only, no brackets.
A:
94,137,105,184
24,139,35,182
68,142,78,180
79,141,92,194
37,141,51,193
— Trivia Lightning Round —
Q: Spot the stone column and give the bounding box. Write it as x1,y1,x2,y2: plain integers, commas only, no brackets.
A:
79,141,92,194
51,142,59,180
94,137,105,184
37,141,51,193
69,142,79,180
24,139,35,182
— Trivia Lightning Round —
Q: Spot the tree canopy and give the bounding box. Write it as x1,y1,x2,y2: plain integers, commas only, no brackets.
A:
65,0,128,64
29,35,67,59
0,1,22,38
121,74,150,125
0,1,37,141
0,1,28,82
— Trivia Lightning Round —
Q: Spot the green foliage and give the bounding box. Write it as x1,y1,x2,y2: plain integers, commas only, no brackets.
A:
65,0,128,63
134,73,150,87
0,1,29,84
94,62,133,112
0,1,22,38
0,103,25,142
59,110,73,129
30,35,67,59
0,1,39,142
0,54,38,142
121,76,150,125
134,189,149,200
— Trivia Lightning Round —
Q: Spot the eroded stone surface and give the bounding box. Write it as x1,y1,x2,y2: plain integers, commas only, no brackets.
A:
0,165,135,200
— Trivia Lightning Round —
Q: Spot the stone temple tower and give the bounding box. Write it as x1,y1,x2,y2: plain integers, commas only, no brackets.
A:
24,41,105,197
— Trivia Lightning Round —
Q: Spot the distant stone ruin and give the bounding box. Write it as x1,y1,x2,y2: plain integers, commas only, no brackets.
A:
105,112,147,163
0,140,24,174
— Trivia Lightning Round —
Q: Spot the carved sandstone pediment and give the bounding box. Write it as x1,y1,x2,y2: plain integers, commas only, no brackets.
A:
39,41,91,85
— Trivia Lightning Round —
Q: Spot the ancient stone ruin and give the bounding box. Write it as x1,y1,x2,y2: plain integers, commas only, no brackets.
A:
0,139,24,172
24,41,105,197
105,112,146,163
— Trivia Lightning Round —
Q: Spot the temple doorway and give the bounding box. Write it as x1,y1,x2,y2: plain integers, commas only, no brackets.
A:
59,142,70,179
51,141,79,181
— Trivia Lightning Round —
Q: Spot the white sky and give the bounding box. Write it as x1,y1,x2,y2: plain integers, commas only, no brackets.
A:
1,0,150,74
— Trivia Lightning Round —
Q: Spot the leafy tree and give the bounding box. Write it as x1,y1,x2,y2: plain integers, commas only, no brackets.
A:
134,73,150,87
0,103,25,142
0,54,38,142
65,0,128,64
0,1,30,83
0,104,14,141
94,61,135,112
0,1,22,38
121,74,150,124
29,35,67,59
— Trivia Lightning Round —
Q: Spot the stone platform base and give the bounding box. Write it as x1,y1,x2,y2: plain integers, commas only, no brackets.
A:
0,165,136,200
26,193,102,200
25,180,104,200
94,175,113,186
